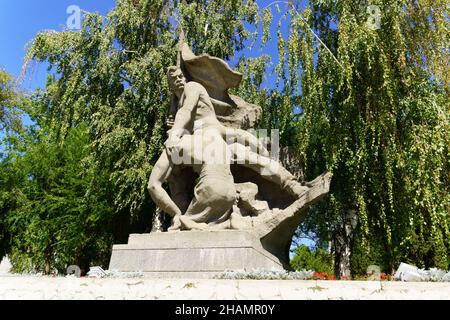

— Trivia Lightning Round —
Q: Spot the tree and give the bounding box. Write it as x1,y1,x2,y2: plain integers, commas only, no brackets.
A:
273,0,449,276
234,0,449,277
5,0,263,273
2,123,114,274
1,70,23,260
24,0,261,229
0,69,22,132
291,244,333,274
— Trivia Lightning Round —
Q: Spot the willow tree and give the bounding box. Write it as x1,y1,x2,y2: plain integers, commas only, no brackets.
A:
260,0,449,276
0,70,22,132
1,70,23,260
4,0,263,272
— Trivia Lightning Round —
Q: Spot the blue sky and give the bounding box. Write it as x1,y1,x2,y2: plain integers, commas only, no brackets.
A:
0,0,288,142
0,0,115,90
0,0,296,91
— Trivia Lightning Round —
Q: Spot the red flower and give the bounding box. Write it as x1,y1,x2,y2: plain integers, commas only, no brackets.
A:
312,272,337,280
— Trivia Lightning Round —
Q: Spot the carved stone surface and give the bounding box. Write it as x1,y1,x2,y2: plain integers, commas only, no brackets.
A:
109,231,285,278
216,94,262,130
4,277,450,300
109,39,331,276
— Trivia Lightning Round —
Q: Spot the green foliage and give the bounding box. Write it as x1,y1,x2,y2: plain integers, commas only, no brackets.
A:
1,123,114,274
0,161,12,259
1,70,24,260
0,69,22,132
176,0,259,59
0,69,13,107
291,245,334,274
229,0,449,276
24,0,260,222
2,0,262,273
265,0,450,275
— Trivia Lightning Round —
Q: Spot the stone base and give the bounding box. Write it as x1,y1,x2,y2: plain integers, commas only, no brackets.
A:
108,231,284,278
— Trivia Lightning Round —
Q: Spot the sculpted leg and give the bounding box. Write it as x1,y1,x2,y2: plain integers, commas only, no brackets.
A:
223,127,269,157
230,143,308,197
180,171,236,230
179,215,209,231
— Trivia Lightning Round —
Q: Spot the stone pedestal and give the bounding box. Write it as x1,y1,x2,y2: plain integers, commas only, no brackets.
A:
108,230,284,278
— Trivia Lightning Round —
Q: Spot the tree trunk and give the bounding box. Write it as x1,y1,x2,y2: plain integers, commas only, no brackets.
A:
279,147,305,181
333,208,358,279
151,207,171,232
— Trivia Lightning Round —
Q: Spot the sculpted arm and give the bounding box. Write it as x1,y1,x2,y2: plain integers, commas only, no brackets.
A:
170,83,200,138
147,150,182,217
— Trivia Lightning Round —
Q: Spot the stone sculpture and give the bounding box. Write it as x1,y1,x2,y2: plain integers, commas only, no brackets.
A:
148,41,331,257
109,38,331,276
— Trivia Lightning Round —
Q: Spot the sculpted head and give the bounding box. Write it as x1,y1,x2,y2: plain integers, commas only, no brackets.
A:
167,66,186,95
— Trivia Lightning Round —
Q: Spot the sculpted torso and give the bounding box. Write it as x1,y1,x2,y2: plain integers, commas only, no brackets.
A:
178,81,223,132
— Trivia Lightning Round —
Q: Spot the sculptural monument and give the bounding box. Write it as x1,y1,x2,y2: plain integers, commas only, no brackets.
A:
109,38,331,277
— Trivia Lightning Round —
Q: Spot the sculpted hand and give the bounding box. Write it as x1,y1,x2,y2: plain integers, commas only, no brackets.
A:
166,116,175,129
168,214,182,231
165,134,182,154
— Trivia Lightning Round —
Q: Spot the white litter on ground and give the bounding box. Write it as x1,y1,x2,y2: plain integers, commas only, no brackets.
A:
394,262,450,282
0,256,12,275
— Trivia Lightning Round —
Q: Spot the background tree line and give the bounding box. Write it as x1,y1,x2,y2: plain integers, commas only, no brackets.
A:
0,0,448,277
